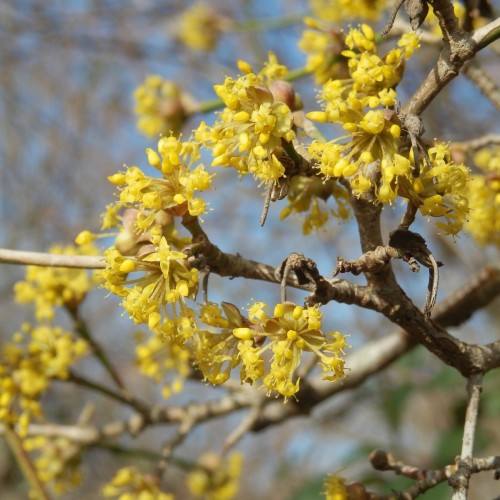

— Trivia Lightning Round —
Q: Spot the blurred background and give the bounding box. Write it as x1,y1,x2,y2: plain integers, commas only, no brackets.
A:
0,1,499,498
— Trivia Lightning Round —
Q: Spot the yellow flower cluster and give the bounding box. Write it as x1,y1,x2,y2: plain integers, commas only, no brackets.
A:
134,330,191,398
102,467,173,499
310,0,387,22
310,25,419,118
102,235,198,343
324,474,348,500
108,136,212,231
177,2,226,52
464,147,500,245
23,435,83,495
194,301,348,400
134,75,188,138
367,143,468,234
14,243,99,321
196,54,295,183
0,324,88,436
279,175,351,234
187,452,243,500
306,26,469,234
307,26,419,193
410,144,469,235
298,18,349,84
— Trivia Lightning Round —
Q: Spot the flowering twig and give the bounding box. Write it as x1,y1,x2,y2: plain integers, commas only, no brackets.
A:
250,263,500,431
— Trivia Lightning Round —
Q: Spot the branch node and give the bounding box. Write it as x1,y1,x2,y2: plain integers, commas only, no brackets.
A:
275,253,329,305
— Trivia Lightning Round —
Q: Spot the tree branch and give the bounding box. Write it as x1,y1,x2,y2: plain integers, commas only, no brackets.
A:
450,372,484,500
402,15,500,116
250,263,500,431
463,61,500,110
0,247,105,268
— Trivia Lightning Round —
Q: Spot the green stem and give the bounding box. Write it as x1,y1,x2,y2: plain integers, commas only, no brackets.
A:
284,66,312,82
194,64,312,116
476,24,500,50
282,140,303,165
196,98,224,114
4,425,50,500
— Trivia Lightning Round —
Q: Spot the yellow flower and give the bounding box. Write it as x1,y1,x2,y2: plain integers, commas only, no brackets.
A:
14,243,99,321
412,144,469,235
254,303,348,399
134,330,191,398
279,175,350,235
324,474,348,500
187,452,243,500
108,136,212,231
310,0,386,22
298,18,349,84
193,301,348,400
193,302,248,385
463,147,500,245
102,467,173,499
177,2,226,52
0,324,88,436
102,236,198,342
196,54,295,183
23,435,83,495
134,75,191,138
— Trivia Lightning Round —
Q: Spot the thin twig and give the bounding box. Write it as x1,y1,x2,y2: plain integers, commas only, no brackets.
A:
0,248,105,268
370,448,452,498
67,307,125,389
399,201,419,230
424,252,440,319
453,134,500,152
381,0,406,36
3,425,50,500
260,182,274,227
155,418,195,479
222,404,262,454
463,62,500,110
451,372,484,500
67,371,150,416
